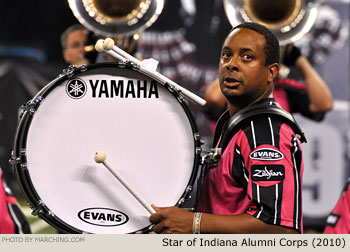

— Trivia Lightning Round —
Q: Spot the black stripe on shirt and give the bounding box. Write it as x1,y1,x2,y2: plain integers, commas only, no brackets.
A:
251,182,283,225
251,182,260,216
291,135,302,231
276,182,283,226
243,116,283,150
232,145,248,189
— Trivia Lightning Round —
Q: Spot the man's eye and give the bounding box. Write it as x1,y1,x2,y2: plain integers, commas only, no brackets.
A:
70,42,81,49
222,52,231,59
243,54,253,60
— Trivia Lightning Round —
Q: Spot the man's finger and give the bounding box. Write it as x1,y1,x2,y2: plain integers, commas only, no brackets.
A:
152,222,166,234
151,204,161,212
149,212,162,224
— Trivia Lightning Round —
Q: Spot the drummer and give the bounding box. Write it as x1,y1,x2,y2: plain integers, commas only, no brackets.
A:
149,22,305,234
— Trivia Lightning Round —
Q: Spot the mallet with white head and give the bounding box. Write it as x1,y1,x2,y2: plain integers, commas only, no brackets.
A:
94,151,155,214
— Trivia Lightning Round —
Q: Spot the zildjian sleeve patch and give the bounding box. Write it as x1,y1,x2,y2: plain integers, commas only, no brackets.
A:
251,165,285,181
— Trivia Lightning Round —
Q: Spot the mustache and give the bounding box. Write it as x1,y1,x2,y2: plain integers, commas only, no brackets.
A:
221,73,244,84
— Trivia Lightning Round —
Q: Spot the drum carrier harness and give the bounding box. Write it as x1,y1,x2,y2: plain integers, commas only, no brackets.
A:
198,102,307,202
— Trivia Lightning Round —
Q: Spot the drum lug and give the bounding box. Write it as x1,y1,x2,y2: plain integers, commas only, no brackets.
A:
186,185,193,194
166,83,183,101
177,186,193,206
78,64,88,72
21,96,44,115
166,84,186,104
195,147,202,154
65,69,75,77
166,83,185,103
9,156,21,166
194,132,201,140
62,65,77,77
47,210,55,217
201,148,222,166
177,94,185,103
29,199,54,219
194,133,205,146
20,163,28,171
21,104,35,114
9,149,26,167
119,61,140,71
178,198,185,205
146,224,155,234
31,200,46,217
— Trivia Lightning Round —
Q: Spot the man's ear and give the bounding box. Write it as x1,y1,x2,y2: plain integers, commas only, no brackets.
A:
267,63,279,83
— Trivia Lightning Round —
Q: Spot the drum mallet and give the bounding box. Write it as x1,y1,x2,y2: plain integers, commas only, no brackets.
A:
95,39,126,62
97,38,207,107
94,151,155,214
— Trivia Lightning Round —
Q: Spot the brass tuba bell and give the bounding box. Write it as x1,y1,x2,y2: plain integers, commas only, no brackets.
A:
68,0,164,37
223,0,320,46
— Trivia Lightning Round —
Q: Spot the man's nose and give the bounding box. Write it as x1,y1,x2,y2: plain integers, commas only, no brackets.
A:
226,57,239,71
79,45,85,53
76,42,85,51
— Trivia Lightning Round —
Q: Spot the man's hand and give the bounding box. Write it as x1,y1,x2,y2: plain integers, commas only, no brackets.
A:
149,205,194,234
282,44,302,67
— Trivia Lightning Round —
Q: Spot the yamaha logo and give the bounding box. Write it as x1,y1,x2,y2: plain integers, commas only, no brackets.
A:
78,208,129,226
66,78,87,99
249,148,284,161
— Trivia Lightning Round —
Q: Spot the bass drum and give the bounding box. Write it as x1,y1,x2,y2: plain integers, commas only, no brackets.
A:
12,63,201,234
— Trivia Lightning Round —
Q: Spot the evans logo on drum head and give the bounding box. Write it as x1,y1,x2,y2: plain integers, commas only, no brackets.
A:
66,78,87,99
78,208,129,226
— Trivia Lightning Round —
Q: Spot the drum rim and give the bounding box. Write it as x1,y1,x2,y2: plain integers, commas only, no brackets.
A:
12,63,202,234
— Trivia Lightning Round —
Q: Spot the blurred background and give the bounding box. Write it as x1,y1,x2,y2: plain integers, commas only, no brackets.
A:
0,0,349,233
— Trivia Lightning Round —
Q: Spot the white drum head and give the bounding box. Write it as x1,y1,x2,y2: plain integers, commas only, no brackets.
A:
18,65,199,233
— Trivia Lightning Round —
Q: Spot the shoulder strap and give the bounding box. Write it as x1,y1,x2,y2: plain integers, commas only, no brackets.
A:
212,110,230,148
216,103,307,152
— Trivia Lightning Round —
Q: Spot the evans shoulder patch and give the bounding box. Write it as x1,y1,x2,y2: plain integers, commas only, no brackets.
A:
251,165,285,181
249,148,284,161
